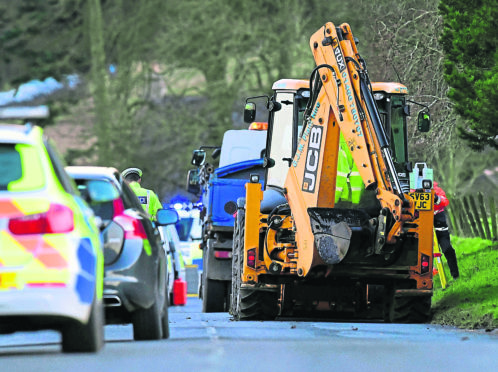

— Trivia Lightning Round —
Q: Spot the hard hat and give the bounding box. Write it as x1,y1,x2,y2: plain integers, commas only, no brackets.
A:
122,167,142,178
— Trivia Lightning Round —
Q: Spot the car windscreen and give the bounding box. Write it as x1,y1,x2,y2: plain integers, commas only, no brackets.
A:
0,143,45,191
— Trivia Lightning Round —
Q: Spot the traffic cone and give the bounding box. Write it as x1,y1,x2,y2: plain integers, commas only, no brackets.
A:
173,278,187,306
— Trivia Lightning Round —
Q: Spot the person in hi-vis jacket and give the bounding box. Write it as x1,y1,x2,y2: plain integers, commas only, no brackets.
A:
122,167,162,220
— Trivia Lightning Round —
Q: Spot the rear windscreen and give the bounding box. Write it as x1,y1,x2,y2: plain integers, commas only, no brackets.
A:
0,144,22,190
75,179,115,220
0,143,45,191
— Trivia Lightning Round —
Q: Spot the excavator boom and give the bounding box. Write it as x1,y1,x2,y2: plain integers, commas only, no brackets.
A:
284,23,416,274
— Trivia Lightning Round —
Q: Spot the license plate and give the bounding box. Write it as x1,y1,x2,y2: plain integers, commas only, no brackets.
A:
0,272,17,289
408,192,432,210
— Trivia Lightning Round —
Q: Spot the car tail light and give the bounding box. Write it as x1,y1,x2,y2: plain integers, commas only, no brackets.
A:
214,250,232,259
113,213,148,240
247,248,256,268
434,252,442,257
8,203,74,234
421,253,430,274
103,221,125,264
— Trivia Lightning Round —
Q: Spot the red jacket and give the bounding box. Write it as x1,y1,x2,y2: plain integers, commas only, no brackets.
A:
434,182,449,214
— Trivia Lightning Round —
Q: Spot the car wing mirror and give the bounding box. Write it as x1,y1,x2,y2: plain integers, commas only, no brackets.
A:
417,110,431,132
156,209,179,226
244,102,256,123
186,168,201,195
191,149,206,166
211,148,221,159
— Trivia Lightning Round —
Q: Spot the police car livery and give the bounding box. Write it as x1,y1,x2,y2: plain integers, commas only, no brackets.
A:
0,124,105,353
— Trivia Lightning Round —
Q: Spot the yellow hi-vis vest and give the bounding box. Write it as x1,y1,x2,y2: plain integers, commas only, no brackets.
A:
336,134,365,204
335,145,350,203
349,162,363,204
129,182,162,219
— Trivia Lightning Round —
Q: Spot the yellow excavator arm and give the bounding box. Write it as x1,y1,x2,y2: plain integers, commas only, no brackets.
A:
285,22,415,274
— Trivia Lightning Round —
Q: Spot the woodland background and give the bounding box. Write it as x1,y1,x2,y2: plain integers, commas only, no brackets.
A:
0,0,496,204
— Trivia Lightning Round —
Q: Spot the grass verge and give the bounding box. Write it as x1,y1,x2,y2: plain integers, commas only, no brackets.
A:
431,236,497,330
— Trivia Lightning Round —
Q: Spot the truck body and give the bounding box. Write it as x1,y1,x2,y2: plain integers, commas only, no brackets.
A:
188,128,267,312
230,22,434,322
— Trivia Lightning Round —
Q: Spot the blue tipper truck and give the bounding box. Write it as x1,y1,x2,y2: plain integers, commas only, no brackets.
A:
187,126,267,312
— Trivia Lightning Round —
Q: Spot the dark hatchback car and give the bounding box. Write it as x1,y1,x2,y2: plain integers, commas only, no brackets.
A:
65,166,178,340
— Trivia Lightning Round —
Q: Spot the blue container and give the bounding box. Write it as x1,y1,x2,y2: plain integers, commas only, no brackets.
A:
203,158,265,228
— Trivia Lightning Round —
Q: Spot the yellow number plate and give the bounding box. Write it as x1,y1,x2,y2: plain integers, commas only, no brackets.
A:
0,272,17,289
408,192,432,210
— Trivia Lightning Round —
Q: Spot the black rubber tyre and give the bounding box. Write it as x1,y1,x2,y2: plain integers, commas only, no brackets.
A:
385,294,432,323
201,238,227,312
224,280,232,313
133,299,162,340
229,206,244,316
231,208,279,321
201,275,226,313
161,289,170,339
62,298,104,353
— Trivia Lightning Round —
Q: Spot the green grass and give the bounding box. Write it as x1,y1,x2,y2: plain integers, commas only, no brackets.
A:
431,236,498,330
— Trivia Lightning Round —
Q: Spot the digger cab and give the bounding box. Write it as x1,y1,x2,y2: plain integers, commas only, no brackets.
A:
244,79,310,190
371,82,431,193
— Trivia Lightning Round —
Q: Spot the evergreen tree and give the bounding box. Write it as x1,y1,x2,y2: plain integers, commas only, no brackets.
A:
439,0,498,150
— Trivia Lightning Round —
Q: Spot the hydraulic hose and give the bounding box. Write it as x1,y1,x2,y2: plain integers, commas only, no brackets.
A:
360,73,404,197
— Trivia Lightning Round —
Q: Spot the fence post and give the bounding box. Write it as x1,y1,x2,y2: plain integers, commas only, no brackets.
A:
455,198,472,237
478,193,492,240
490,196,497,241
468,195,486,239
463,196,480,237
449,198,463,236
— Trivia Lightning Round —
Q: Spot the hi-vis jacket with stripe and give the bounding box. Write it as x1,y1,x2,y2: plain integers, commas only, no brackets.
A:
129,182,162,219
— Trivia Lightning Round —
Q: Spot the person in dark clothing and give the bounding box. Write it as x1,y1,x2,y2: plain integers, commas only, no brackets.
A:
434,182,460,279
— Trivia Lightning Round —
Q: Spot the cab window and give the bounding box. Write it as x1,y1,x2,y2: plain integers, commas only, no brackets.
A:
390,96,408,164
266,92,295,188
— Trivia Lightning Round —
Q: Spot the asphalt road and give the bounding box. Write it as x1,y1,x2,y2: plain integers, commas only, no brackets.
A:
0,298,497,372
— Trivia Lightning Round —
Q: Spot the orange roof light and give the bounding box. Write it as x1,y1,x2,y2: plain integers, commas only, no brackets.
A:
248,122,268,131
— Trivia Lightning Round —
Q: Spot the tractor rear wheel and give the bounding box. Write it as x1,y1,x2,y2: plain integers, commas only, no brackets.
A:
231,208,279,320
385,291,432,323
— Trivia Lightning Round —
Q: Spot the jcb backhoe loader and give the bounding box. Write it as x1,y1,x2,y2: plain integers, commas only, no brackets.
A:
230,22,434,323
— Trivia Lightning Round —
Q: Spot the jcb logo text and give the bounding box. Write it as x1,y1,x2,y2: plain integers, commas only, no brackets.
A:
302,126,322,193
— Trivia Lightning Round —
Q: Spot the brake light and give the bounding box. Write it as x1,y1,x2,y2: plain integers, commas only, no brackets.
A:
247,248,256,268
421,253,430,274
8,203,74,234
214,250,232,259
113,213,148,240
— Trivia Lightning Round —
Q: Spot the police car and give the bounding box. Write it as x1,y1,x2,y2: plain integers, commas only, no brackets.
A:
0,124,105,352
